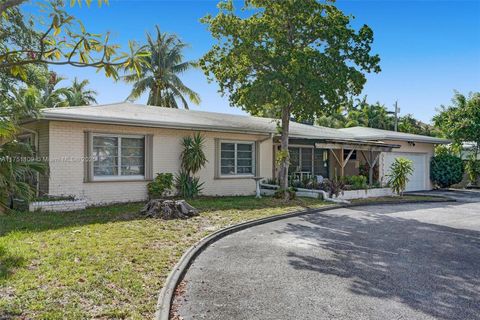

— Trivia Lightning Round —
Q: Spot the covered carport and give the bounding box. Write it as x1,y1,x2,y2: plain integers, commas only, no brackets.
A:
315,139,399,185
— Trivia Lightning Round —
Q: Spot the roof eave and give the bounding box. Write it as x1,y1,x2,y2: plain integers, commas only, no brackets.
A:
41,113,274,136
354,135,450,145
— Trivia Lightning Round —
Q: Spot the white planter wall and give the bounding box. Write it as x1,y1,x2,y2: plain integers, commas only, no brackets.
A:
335,188,395,200
29,199,87,212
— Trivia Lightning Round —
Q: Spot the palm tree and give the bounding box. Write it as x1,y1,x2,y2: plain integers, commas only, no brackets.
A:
0,141,48,211
65,78,97,106
124,26,200,109
10,86,43,119
41,72,69,108
345,97,393,130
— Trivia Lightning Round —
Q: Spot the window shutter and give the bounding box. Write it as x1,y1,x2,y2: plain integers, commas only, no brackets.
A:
214,138,220,179
84,131,93,182
144,134,154,180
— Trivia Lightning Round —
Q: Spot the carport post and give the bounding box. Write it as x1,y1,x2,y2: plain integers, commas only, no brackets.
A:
361,150,380,186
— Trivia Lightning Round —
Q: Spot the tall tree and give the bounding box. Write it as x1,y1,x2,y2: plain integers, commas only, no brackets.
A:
65,77,97,106
1,0,149,138
345,98,393,129
433,92,480,158
124,26,200,109
201,0,380,198
398,114,439,136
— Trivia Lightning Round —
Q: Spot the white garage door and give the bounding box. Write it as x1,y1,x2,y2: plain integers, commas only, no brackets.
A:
383,152,427,191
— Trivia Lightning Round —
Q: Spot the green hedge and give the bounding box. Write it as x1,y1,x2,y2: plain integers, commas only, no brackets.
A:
430,154,464,188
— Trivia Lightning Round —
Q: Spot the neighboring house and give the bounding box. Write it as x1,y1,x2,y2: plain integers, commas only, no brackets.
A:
20,102,449,204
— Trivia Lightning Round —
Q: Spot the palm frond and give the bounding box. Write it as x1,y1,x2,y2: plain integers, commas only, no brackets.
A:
123,26,200,109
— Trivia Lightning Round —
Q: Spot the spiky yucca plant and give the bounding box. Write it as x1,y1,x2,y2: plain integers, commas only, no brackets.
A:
176,132,207,198
387,158,414,196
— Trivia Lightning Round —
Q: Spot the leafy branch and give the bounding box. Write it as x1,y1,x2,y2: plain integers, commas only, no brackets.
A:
0,0,150,79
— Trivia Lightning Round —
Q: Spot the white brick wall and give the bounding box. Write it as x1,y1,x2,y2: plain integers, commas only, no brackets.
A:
46,121,274,205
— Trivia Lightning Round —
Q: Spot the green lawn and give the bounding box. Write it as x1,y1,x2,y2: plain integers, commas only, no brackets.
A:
0,196,328,319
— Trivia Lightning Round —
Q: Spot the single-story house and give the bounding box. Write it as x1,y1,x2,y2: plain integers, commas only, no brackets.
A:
20,102,449,204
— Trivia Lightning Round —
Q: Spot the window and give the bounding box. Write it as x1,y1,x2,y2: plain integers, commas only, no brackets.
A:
288,147,313,173
301,148,313,172
18,134,34,146
282,146,329,177
314,149,329,177
220,141,255,176
343,149,357,161
92,134,145,179
289,147,300,172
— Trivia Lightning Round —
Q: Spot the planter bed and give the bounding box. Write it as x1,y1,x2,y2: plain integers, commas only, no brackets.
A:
29,199,87,212
261,184,394,200
336,187,395,200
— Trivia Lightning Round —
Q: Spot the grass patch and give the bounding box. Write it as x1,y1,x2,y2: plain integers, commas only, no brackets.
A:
0,196,327,319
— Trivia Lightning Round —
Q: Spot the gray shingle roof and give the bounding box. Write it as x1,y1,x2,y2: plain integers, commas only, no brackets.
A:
39,102,356,140
38,102,448,144
339,126,449,144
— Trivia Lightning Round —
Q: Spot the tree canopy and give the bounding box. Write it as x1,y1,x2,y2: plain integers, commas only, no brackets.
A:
0,0,149,80
315,96,439,136
201,0,380,197
433,92,480,157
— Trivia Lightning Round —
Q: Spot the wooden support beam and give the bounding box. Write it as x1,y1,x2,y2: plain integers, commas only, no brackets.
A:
330,148,341,166
340,147,344,177
360,150,381,185
316,142,394,152
344,149,355,165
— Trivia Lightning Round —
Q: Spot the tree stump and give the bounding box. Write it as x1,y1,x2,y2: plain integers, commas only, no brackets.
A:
140,199,199,220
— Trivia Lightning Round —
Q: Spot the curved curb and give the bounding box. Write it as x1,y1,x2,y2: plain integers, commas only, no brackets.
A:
155,196,455,320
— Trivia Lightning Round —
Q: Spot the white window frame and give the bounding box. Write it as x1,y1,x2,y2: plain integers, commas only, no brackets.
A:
219,140,256,177
91,133,146,181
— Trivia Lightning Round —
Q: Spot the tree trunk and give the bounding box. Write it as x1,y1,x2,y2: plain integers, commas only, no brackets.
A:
140,199,199,219
279,105,291,200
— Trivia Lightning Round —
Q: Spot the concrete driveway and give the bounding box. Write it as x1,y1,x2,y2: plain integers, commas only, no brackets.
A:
175,191,480,320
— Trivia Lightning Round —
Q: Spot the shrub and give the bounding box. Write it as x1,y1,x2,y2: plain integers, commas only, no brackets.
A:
274,187,296,200
430,154,464,188
175,170,204,199
343,175,368,190
387,158,414,196
323,178,345,198
359,163,379,182
263,178,278,185
147,173,174,199
0,141,48,211
465,156,480,185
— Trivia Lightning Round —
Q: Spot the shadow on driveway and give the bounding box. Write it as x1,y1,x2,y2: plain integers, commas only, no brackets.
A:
282,210,480,320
